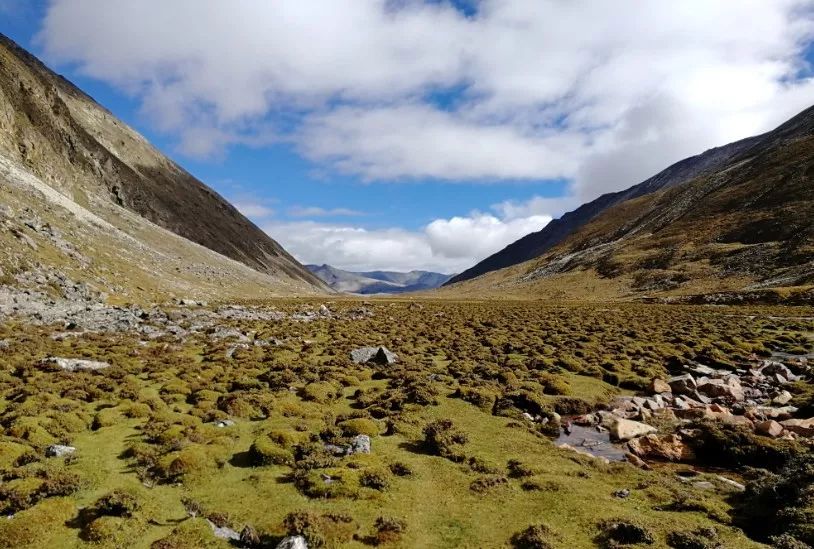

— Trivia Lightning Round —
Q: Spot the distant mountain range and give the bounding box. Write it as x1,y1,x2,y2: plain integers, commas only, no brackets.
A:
307,264,453,294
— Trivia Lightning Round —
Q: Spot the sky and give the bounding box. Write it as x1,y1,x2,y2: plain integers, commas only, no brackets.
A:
3,1,814,273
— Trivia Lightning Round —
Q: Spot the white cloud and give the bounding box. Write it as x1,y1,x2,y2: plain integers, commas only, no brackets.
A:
288,206,364,217
233,202,274,219
265,208,551,272
38,0,814,196
299,104,582,181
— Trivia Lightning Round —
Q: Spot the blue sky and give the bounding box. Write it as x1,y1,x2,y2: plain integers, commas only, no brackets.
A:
3,1,814,272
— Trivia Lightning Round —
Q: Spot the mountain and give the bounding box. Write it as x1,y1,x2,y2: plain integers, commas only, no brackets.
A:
308,264,453,294
0,34,327,300
446,129,768,287
441,104,814,300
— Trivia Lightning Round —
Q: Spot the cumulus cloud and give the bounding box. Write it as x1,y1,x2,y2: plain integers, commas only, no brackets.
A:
265,208,551,272
38,0,814,196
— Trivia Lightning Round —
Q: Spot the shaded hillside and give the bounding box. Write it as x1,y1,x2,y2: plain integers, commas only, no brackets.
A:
308,264,452,294
443,105,814,300
0,33,325,291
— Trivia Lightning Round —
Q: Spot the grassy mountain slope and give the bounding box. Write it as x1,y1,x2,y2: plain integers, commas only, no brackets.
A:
0,33,326,296
445,115,795,287
441,105,814,301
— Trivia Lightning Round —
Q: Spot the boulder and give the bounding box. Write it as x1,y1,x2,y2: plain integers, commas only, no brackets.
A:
276,535,309,549
44,357,110,372
609,418,657,442
627,434,695,462
668,374,696,395
754,420,784,438
649,378,672,395
350,346,397,365
780,418,814,437
46,444,76,457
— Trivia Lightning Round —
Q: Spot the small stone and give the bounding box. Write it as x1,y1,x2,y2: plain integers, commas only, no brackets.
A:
613,488,630,498
350,434,371,454
772,390,793,406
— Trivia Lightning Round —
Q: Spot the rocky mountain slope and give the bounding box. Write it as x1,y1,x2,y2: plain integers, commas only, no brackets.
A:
0,33,326,302
308,264,452,294
442,104,814,300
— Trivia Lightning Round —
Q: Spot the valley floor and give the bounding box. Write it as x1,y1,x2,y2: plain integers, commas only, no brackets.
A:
0,298,813,548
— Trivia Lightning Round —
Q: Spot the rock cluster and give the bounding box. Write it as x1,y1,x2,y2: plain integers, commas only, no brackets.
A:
573,358,812,464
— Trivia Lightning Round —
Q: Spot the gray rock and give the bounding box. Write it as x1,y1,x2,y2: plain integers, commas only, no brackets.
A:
46,444,76,457
214,419,235,428
350,346,397,365
276,536,309,549
44,357,110,372
668,374,696,395
350,434,371,454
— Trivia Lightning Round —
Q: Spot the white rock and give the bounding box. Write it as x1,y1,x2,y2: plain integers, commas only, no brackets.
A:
276,535,309,549
609,418,657,442
46,444,76,457
44,357,110,372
